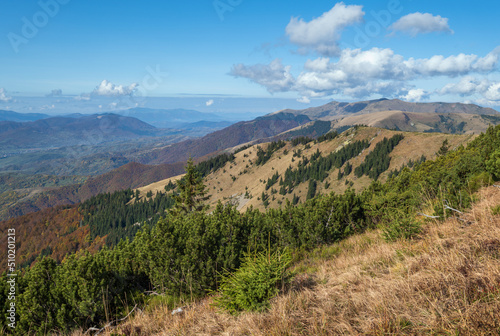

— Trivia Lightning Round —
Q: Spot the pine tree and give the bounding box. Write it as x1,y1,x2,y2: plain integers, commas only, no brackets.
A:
171,158,211,216
437,139,450,156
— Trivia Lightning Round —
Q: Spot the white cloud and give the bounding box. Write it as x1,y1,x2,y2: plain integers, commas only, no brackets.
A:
297,96,311,104
39,104,56,110
400,88,429,102
91,80,138,96
0,88,12,102
484,82,500,101
74,95,90,101
439,76,490,96
390,12,453,36
286,2,364,56
230,59,295,93
231,47,500,100
407,50,499,77
333,48,408,80
304,57,330,72
206,99,214,106
439,76,500,102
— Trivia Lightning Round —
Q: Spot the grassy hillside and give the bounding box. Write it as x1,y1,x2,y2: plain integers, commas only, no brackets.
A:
328,111,500,134
138,127,475,212
75,185,500,336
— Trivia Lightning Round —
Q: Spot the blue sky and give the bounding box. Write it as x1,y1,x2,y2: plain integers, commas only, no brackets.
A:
0,0,499,115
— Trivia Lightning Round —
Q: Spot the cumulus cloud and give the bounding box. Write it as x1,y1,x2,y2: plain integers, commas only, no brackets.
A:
286,2,364,56
304,57,330,72
206,99,214,106
439,76,500,103
46,89,62,97
230,59,295,93
484,83,500,101
407,51,499,77
91,80,138,96
0,88,12,102
439,76,491,96
400,88,429,102
390,12,453,36
297,96,311,104
231,47,500,100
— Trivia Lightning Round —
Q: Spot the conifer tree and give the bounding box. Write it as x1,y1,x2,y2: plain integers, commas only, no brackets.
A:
171,158,211,216
437,139,450,156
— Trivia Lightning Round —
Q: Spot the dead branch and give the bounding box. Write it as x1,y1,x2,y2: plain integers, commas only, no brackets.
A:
85,304,137,336
444,204,463,214
417,212,440,219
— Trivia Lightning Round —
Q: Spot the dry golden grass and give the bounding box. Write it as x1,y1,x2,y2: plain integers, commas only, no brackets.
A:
67,186,500,336
329,110,491,135
135,127,472,213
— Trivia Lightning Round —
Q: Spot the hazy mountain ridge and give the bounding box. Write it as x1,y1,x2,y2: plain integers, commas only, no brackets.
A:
0,109,50,122
277,98,499,120
134,112,311,165
0,113,169,150
114,107,226,128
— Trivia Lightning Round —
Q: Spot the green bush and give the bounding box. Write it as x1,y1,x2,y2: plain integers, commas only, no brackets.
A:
486,149,500,180
214,249,293,314
492,205,500,216
382,211,422,242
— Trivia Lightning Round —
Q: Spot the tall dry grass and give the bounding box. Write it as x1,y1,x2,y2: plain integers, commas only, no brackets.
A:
71,186,500,336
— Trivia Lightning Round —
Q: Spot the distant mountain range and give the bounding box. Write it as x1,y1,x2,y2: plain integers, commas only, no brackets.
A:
278,98,498,120
114,107,226,128
0,110,50,122
0,109,238,151
0,113,171,150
